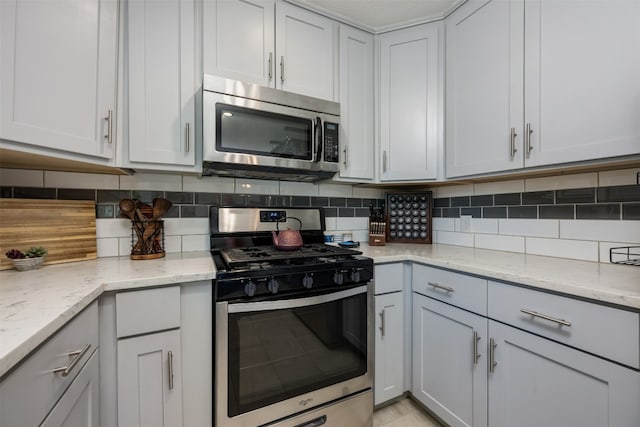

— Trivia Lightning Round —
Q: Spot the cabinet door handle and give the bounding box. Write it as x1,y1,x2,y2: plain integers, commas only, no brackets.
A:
52,344,91,377
427,282,455,293
104,110,113,144
510,127,518,158
268,52,273,81
382,151,387,173
185,122,190,153
520,309,572,327
168,350,174,390
379,308,385,337
473,331,481,366
343,146,348,167
489,338,497,373
525,123,533,158
280,56,285,84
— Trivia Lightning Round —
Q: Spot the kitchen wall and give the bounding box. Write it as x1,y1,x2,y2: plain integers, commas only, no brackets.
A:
428,168,640,263
0,168,383,257
1,167,638,263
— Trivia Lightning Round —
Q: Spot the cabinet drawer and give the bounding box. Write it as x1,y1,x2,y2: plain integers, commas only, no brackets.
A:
374,263,404,294
116,286,180,338
412,264,487,315
0,301,98,427
488,281,640,369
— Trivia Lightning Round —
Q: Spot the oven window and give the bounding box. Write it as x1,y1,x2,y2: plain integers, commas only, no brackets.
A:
216,103,313,160
227,292,367,417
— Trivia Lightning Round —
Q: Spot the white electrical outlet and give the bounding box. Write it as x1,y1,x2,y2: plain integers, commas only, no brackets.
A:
459,215,472,233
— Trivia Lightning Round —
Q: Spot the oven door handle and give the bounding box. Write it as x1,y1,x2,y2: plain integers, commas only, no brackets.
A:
226,285,367,313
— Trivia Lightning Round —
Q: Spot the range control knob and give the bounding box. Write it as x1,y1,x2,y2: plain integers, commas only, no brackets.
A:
266,278,279,294
334,270,345,285
350,268,362,283
243,280,257,297
302,274,314,289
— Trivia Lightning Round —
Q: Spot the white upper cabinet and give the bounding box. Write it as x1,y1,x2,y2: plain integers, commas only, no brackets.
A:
445,0,524,178
0,0,117,160
336,25,374,181
203,0,336,101
125,0,197,167
275,2,335,100
523,0,640,167
378,23,442,182
203,0,275,87
446,0,640,178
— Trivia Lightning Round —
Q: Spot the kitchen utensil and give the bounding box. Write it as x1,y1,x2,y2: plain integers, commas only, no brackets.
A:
271,217,303,250
151,198,172,220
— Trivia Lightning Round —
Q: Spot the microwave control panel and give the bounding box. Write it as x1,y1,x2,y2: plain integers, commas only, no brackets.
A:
323,122,339,163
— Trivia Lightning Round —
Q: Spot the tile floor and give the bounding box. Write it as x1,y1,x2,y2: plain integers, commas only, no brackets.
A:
373,397,444,427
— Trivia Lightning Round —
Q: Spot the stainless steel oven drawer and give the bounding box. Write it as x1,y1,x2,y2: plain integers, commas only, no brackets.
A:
265,390,373,427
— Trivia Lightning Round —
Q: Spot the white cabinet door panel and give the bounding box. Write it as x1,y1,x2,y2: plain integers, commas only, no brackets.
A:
117,329,183,427
374,291,403,405
337,25,374,181
488,320,640,427
413,293,488,427
275,2,335,100
127,0,196,166
524,0,640,167
0,0,116,159
203,0,275,87
445,0,524,178
379,23,440,181
40,351,99,427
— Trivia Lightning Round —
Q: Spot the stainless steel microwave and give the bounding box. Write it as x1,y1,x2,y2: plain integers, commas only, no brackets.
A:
202,75,340,181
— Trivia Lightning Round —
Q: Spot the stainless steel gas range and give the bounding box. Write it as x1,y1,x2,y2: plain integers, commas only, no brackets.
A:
210,207,374,427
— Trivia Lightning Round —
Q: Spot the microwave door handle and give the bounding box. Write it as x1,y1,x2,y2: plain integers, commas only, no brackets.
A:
314,117,323,163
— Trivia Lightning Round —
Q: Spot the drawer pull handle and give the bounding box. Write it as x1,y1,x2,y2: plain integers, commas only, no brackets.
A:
52,344,91,377
473,331,481,366
168,350,174,390
427,282,455,293
489,338,497,373
520,309,572,327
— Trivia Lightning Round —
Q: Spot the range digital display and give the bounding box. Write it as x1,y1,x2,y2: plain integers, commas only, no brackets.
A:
259,210,287,222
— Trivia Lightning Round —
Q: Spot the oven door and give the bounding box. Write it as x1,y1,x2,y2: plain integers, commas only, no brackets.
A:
216,284,373,427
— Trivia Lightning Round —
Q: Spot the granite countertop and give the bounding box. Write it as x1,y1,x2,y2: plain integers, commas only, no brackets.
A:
357,244,640,310
1,244,639,378
0,252,215,378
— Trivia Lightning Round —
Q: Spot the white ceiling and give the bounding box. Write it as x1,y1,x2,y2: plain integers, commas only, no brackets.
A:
288,0,463,33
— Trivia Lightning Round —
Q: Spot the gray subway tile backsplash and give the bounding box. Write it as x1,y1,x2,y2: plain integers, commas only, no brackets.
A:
522,190,554,205
451,196,470,207
576,204,620,220
623,203,640,220
494,193,521,206
556,188,595,204
597,184,640,202
3,182,638,222
539,205,575,219
508,206,538,219
483,207,507,218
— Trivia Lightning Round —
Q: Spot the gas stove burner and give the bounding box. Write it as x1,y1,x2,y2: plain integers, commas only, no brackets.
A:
246,262,272,270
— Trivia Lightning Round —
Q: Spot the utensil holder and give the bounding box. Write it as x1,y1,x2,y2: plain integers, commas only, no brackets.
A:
130,220,165,260
369,221,386,246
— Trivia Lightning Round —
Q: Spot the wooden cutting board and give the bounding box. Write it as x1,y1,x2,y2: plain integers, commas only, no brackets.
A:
0,199,97,270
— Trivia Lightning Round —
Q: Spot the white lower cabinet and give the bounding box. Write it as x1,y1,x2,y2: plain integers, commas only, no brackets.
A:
99,282,212,427
0,302,99,427
410,265,640,427
412,293,487,427
40,351,100,427
488,320,640,427
374,291,404,405
117,330,183,427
